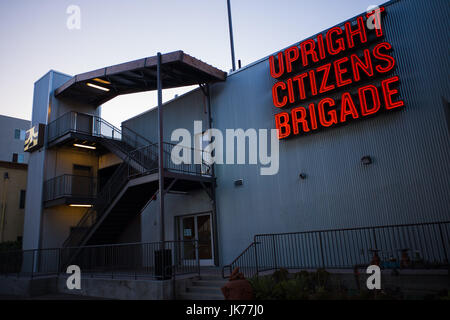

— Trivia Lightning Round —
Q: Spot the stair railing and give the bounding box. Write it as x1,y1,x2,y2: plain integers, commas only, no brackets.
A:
62,160,130,248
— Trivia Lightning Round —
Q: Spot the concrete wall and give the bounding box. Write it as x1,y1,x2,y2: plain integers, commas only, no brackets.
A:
57,275,173,300
0,115,30,163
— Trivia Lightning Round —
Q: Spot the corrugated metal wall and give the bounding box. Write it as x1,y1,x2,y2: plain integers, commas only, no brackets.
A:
210,0,450,264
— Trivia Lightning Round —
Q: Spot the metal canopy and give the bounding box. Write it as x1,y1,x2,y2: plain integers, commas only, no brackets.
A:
54,50,227,106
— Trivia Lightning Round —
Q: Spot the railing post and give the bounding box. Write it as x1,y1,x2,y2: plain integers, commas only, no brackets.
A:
319,232,325,269
372,229,378,250
254,241,259,277
438,223,449,264
196,240,200,277
31,250,35,279
272,235,277,270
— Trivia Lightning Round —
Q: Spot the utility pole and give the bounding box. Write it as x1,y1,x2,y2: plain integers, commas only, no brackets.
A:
227,0,236,71
157,52,165,242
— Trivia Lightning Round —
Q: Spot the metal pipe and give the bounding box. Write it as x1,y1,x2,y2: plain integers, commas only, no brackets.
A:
157,52,165,242
227,0,236,71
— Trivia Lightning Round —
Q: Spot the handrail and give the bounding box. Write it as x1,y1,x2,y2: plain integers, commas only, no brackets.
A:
222,221,450,279
62,160,129,248
222,241,256,279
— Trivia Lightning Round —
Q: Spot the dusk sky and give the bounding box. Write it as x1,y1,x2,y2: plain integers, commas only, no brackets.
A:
0,0,385,128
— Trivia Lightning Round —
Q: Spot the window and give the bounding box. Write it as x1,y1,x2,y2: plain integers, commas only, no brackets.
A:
14,129,26,140
19,190,26,209
12,153,18,163
17,154,25,163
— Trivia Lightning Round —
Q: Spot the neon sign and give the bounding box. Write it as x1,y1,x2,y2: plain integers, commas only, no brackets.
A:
270,7,404,139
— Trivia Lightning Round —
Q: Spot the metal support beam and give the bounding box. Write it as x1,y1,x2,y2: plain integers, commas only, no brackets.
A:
227,0,236,72
205,83,220,266
157,52,165,242
163,179,178,196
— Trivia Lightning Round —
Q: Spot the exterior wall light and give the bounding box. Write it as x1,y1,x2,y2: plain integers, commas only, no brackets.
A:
74,143,96,150
299,173,307,180
361,155,373,165
69,204,93,208
234,179,243,186
86,82,110,92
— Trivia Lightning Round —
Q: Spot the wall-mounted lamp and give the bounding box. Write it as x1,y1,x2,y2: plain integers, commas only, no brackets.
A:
299,173,307,180
361,155,373,165
234,179,243,186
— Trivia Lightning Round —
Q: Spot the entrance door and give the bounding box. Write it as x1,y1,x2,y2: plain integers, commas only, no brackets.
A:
180,213,214,266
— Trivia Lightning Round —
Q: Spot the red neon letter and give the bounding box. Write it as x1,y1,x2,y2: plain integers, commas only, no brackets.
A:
291,106,310,135
345,16,367,49
326,27,346,55
285,46,300,73
340,92,359,122
382,76,404,110
366,6,385,37
272,82,287,108
317,63,335,93
373,42,395,73
309,103,318,130
300,39,319,67
269,52,284,78
358,84,381,116
293,73,308,100
309,70,318,96
316,34,326,60
274,112,291,139
334,57,352,87
286,78,295,104
351,49,374,82
318,97,338,127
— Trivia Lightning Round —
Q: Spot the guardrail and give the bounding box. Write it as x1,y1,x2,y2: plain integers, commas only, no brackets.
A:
62,161,129,248
46,111,153,151
43,174,97,202
0,240,200,280
128,142,212,178
222,221,450,279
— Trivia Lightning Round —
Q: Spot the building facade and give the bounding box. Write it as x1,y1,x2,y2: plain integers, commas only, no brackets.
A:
0,115,30,243
22,0,449,268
